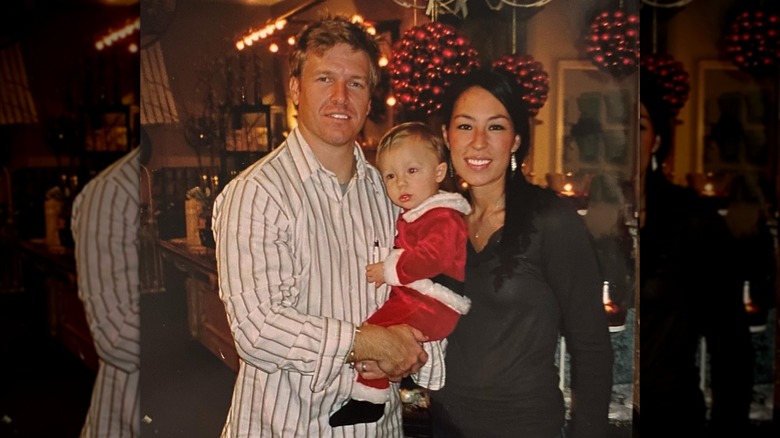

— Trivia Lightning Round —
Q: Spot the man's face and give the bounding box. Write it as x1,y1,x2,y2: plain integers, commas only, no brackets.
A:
289,43,372,151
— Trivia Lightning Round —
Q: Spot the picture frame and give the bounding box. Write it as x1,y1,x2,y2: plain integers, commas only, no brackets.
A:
555,60,637,182
83,104,131,152
225,103,271,153
696,60,771,178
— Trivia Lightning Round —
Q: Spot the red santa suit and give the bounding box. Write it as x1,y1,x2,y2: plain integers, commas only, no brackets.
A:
353,191,472,403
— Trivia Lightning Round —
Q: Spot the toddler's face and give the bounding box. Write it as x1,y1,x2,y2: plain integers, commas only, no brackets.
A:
377,138,446,210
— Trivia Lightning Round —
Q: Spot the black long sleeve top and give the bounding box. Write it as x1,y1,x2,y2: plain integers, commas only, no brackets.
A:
639,172,754,437
430,189,614,438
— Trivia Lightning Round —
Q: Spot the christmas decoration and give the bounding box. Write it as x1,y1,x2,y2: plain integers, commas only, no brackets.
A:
723,9,780,75
369,64,391,123
390,21,480,115
640,53,690,116
639,0,694,7
392,0,554,17
584,9,639,77
491,53,550,116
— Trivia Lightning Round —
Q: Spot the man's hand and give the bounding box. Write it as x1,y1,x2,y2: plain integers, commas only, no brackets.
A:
353,323,428,381
355,360,387,380
366,262,385,287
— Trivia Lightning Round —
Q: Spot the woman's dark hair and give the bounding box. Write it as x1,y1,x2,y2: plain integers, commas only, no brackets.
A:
640,72,675,169
440,67,538,288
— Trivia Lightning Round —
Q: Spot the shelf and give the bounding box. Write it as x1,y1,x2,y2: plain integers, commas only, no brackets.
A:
81,103,131,153
219,102,274,186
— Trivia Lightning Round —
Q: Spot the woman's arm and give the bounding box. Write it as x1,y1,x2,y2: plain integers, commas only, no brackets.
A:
542,202,613,438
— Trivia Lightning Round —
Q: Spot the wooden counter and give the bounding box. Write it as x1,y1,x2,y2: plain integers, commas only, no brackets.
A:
18,239,98,370
157,238,239,372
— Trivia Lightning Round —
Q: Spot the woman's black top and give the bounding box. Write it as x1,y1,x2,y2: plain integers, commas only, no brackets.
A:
639,172,753,436
430,189,613,438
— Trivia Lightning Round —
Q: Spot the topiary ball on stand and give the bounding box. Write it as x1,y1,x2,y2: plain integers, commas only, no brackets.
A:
390,21,481,118
723,9,780,78
640,53,690,117
585,9,640,78
491,53,550,117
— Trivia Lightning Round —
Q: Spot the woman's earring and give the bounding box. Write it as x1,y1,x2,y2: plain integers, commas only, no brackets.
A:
510,153,518,174
651,154,659,171
448,157,455,178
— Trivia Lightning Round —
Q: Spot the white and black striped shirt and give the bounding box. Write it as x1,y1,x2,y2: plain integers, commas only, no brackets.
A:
71,147,140,438
212,127,445,437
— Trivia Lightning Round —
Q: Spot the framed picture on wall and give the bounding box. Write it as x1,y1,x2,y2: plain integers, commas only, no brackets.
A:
554,60,639,427
555,60,637,190
696,60,772,179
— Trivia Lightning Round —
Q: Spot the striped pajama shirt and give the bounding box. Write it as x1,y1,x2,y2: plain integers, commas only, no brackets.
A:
212,127,445,438
71,147,141,438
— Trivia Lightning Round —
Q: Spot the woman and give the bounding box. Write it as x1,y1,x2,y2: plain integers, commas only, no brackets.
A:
428,67,614,437
638,75,754,437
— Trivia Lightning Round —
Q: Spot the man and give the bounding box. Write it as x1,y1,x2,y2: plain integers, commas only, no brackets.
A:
211,16,443,437
71,145,141,438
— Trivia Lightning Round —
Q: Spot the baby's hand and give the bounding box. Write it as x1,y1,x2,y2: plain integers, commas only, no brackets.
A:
366,262,385,287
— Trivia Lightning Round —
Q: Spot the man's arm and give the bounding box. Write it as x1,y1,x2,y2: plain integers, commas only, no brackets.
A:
72,174,140,373
351,323,429,381
213,178,428,390
212,178,350,390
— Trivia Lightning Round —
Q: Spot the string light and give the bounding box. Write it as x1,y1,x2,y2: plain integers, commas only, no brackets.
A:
95,17,140,52
236,14,380,59
236,18,289,51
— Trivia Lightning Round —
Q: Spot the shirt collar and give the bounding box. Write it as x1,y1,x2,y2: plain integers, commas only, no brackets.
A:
286,126,381,192
401,191,471,223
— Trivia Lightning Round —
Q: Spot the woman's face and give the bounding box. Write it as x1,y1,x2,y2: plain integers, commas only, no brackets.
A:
442,86,520,192
639,102,656,181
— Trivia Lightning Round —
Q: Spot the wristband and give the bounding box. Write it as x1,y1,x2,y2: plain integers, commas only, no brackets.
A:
347,326,360,369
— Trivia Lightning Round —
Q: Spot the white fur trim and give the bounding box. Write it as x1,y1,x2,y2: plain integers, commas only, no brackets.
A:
383,249,404,286
351,379,389,403
406,279,471,315
402,191,471,223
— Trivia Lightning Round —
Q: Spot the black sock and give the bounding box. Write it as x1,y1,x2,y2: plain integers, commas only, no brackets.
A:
329,399,385,427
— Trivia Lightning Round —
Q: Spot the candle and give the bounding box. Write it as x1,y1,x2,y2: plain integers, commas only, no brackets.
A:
561,183,575,197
